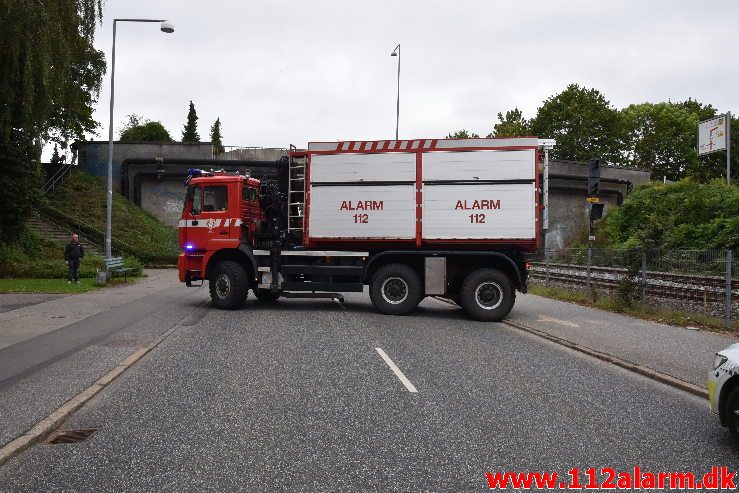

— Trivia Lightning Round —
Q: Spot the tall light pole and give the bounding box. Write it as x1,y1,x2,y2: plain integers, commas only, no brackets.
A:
390,44,400,140
106,19,174,259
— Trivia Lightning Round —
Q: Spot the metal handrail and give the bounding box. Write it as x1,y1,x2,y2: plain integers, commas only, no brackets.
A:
43,161,75,194
35,205,136,253
32,209,105,251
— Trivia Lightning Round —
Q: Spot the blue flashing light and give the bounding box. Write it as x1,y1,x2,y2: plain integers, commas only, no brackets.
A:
184,169,214,186
185,244,195,250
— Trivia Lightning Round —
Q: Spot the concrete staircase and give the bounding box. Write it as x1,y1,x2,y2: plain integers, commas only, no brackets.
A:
27,212,103,256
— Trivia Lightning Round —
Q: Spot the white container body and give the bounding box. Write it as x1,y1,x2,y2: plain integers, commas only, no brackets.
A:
422,183,536,239
308,184,415,239
310,153,416,183
305,140,538,244
422,150,535,181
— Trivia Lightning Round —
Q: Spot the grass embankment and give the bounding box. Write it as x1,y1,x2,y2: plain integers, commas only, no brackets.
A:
43,172,179,264
0,228,142,281
528,284,739,333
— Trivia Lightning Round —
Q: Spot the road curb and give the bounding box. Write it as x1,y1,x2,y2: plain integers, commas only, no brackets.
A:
502,319,709,399
0,319,185,468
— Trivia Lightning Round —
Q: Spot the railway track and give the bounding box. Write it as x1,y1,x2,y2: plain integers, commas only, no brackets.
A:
529,262,738,303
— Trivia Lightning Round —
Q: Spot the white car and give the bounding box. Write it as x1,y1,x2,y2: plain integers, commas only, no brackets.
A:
708,343,739,443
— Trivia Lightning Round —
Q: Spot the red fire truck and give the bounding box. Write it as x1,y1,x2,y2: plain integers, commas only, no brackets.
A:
178,137,551,321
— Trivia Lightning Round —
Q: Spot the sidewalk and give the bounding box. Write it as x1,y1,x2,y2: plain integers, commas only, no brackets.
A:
0,270,179,350
508,293,737,388
0,268,205,452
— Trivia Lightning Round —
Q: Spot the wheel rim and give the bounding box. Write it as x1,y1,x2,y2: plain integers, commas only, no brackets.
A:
381,277,409,305
215,274,231,299
475,281,503,310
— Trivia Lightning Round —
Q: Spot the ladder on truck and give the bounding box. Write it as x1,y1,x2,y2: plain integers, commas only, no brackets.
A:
287,144,306,235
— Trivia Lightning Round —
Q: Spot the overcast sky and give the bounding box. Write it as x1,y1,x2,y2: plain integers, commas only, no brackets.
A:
64,0,738,155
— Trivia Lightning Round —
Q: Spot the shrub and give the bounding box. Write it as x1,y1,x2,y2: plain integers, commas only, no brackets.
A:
606,179,739,250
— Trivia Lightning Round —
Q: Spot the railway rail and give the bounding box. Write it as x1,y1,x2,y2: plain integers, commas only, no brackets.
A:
529,262,738,303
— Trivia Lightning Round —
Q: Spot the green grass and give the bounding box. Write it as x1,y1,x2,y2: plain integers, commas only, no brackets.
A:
0,278,100,293
0,229,142,279
43,171,179,264
0,277,134,293
528,284,739,333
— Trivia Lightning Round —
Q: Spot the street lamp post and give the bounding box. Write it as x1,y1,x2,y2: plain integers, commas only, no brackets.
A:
106,19,174,259
390,44,400,140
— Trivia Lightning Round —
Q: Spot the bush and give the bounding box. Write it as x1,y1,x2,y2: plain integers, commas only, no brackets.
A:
606,179,739,250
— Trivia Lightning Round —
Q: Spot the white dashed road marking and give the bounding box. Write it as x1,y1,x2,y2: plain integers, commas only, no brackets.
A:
375,347,418,393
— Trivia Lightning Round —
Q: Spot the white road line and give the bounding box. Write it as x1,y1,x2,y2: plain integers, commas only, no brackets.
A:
375,347,418,393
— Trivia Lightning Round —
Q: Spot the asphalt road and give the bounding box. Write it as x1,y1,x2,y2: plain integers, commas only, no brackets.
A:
1,289,737,492
0,293,68,314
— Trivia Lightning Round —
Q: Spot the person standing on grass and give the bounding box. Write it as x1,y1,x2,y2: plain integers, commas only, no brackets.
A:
64,234,84,284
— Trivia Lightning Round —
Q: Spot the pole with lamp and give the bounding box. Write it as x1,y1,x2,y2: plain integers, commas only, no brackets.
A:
106,19,174,260
390,44,400,140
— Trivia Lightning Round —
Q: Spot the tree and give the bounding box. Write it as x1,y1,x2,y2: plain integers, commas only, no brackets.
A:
487,108,531,138
621,103,698,181
119,114,173,142
181,100,200,142
531,84,625,164
618,99,737,183
120,122,173,142
446,129,479,139
210,118,225,156
671,99,737,183
0,0,105,241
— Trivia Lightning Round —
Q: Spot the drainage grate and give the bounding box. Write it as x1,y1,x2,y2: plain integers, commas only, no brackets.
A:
44,428,97,444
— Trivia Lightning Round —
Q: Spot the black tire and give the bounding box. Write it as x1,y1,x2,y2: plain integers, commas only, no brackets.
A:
369,263,423,316
254,289,281,302
459,268,515,322
209,261,249,310
725,386,739,445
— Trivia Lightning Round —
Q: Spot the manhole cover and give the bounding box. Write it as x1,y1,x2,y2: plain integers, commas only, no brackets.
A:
43,428,97,444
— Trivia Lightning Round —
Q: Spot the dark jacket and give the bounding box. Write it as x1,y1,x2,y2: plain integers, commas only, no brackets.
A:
64,241,84,261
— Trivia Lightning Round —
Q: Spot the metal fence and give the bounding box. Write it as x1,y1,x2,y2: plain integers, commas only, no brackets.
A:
528,248,737,327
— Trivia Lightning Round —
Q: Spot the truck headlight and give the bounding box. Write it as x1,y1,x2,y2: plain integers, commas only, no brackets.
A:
714,354,728,370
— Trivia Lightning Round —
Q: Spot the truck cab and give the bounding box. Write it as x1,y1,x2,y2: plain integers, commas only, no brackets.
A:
179,173,262,285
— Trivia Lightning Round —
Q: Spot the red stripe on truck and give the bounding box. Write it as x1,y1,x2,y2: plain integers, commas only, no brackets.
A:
415,152,423,247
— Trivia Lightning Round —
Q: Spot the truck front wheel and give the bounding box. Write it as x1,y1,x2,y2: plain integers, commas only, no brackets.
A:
369,263,423,316
209,261,249,310
460,268,515,322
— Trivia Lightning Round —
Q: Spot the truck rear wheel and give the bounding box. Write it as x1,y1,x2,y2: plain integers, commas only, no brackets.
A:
369,263,423,316
209,261,249,310
460,268,515,322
